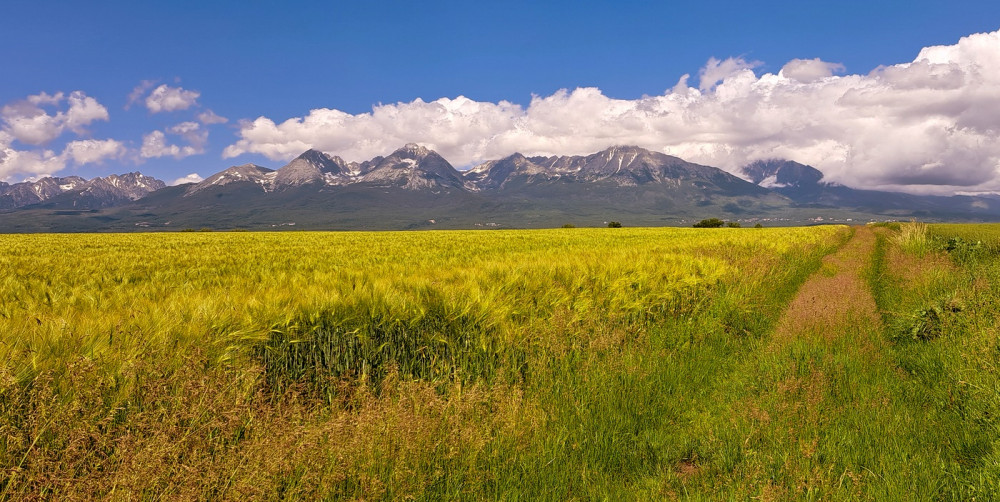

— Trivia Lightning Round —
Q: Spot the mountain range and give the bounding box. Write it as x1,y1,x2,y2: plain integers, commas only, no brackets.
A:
0,173,164,211
1,145,999,231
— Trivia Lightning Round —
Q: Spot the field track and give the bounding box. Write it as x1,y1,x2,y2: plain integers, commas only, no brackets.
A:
699,226,912,499
773,226,881,345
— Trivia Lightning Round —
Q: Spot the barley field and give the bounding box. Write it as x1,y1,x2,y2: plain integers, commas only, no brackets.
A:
2,224,1000,499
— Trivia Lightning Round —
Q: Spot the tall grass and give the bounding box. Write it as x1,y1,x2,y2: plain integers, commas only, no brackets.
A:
897,219,930,255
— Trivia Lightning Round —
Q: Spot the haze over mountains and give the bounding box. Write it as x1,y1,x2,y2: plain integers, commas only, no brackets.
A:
2,144,999,232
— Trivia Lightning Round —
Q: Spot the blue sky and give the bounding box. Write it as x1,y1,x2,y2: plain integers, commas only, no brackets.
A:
3,0,1000,193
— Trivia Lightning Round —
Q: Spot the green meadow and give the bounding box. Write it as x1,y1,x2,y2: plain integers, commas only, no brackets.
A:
1,224,999,500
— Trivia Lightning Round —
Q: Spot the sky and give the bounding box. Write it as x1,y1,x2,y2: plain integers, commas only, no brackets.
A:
2,0,1000,194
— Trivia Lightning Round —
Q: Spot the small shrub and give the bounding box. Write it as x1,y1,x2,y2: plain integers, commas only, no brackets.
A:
895,297,962,342
561,223,576,228
607,221,622,228
726,222,741,228
754,223,763,228
693,218,724,228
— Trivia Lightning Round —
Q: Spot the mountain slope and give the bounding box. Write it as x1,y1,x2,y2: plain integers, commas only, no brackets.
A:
186,164,275,195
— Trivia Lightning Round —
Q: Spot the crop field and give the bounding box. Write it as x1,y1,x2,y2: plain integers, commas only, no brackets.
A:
1,224,999,499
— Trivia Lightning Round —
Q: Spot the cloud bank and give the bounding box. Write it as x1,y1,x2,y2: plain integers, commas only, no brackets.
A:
225,29,1000,194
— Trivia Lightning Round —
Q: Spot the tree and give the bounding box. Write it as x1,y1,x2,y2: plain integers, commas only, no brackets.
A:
727,221,741,228
607,221,622,228
693,218,724,228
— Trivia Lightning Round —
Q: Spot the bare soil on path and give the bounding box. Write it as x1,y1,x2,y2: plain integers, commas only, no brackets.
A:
772,226,881,346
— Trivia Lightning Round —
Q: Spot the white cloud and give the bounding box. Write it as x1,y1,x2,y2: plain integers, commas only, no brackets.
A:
141,131,197,159
0,146,64,180
145,84,200,113
170,173,204,186
126,80,158,110
224,28,1000,194
0,135,124,181
1,102,64,145
140,121,207,159
27,92,64,106
197,109,228,124
64,91,110,134
61,139,125,165
168,121,208,149
699,57,761,91
780,58,845,83
1,91,110,146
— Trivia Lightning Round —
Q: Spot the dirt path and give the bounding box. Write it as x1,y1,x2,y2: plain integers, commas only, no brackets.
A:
734,226,891,498
771,226,881,346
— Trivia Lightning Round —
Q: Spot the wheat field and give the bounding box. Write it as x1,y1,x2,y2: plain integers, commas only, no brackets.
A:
4,224,1000,499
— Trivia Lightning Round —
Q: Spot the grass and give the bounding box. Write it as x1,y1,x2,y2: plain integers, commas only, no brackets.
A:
3,223,1000,499
896,219,930,255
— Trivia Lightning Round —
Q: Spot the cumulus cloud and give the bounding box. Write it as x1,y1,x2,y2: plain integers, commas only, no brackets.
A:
170,173,204,186
126,80,158,110
168,121,209,149
64,91,111,134
699,57,761,91
780,58,845,83
141,121,207,159
0,134,126,181
224,28,1000,194
0,145,65,180
1,91,110,146
62,139,125,165
145,84,200,113
197,109,228,124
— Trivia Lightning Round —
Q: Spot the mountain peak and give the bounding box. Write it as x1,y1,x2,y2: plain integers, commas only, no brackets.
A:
273,149,353,187
602,144,645,154
742,159,825,188
397,143,432,157
295,148,329,161
361,144,466,190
